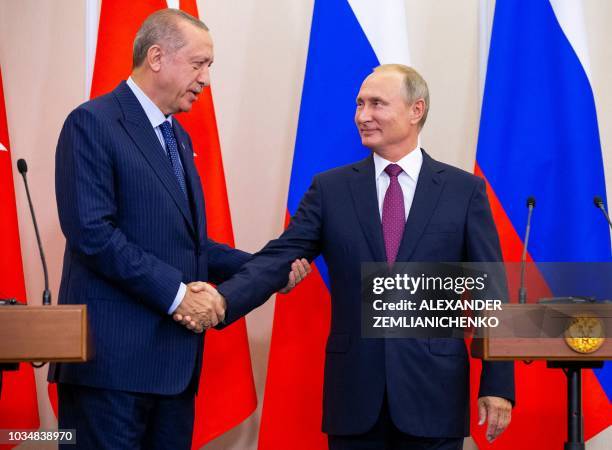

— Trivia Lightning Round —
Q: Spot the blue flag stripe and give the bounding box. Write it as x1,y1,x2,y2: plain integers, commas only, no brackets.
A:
288,0,379,286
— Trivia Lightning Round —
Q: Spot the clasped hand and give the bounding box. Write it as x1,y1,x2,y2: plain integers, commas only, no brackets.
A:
173,282,225,333
174,258,311,333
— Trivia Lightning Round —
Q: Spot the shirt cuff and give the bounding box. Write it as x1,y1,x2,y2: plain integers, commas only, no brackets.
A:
167,282,187,314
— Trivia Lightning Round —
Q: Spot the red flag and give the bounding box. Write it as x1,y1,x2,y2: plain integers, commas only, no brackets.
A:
90,0,166,100
83,1,257,445
176,0,257,446
0,66,40,449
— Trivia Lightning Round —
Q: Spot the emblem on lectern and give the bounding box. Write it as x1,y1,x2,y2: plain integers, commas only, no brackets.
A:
564,313,605,354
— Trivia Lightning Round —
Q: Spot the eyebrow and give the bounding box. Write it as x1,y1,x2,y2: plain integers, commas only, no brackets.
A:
357,96,386,103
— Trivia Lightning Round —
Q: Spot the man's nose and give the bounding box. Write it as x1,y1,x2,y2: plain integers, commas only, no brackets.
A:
197,67,210,87
356,105,371,123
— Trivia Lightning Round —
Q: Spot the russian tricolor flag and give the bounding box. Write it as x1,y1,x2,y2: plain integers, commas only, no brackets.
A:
260,0,611,449
475,0,612,448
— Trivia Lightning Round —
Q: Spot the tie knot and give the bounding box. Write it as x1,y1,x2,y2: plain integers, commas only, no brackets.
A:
385,164,403,178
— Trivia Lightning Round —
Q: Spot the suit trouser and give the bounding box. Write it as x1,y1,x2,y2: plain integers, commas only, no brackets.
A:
328,395,463,450
58,381,196,450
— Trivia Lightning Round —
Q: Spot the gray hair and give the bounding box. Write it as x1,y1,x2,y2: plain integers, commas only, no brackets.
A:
373,64,430,128
132,8,209,68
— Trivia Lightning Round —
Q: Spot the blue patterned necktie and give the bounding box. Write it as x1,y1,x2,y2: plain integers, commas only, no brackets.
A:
159,121,187,197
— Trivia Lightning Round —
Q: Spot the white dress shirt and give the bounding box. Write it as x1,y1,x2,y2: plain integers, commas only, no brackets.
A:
126,77,186,314
373,147,423,221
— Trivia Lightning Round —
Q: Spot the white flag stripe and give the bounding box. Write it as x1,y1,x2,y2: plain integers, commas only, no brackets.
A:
0,142,7,151
85,0,100,98
549,0,592,83
348,0,411,65
550,0,612,253
586,425,612,450
478,0,495,103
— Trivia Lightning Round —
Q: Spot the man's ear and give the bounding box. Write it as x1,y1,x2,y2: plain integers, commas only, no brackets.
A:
146,44,163,72
409,98,425,126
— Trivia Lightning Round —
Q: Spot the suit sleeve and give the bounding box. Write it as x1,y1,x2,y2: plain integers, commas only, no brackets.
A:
206,239,252,285
217,176,325,325
55,107,183,315
466,178,516,404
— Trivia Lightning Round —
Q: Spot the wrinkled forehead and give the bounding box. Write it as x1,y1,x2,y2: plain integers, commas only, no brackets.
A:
175,28,213,64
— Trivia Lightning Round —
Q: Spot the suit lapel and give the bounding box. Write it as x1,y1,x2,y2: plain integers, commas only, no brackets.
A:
113,82,195,235
173,122,205,240
349,156,386,262
396,150,446,261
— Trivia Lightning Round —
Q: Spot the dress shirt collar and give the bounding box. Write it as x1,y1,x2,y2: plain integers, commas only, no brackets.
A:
373,146,422,182
127,77,172,129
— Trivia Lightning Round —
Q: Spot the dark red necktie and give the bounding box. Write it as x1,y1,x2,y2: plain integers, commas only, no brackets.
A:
382,164,405,264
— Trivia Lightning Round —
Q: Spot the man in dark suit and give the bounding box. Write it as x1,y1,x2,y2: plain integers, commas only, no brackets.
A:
184,64,514,449
51,9,308,450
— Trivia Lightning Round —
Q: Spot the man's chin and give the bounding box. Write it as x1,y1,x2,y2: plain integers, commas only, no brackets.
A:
179,102,195,113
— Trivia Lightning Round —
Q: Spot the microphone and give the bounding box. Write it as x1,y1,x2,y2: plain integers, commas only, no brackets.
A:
16,159,51,306
593,196,612,230
519,197,536,304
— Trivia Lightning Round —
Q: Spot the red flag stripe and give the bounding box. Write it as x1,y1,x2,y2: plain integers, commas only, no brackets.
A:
257,211,329,450
177,0,258,445
0,66,40,450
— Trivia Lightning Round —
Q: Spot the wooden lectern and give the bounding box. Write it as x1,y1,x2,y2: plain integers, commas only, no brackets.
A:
0,303,90,398
0,304,89,363
473,304,612,361
473,303,612,450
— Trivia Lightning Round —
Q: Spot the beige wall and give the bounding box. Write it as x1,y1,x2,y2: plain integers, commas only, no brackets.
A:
1,1,611,449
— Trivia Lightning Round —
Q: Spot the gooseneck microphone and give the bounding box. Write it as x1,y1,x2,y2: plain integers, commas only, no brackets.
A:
16,159,51,306
593,196,612,230
519,197,536,304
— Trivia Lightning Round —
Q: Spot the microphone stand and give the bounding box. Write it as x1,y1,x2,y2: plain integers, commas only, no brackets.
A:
17,159,51,306
15,159,52,372
519,197,535,304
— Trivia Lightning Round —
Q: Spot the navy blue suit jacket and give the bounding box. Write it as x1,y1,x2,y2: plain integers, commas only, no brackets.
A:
49,81,250,395
218,152,514,437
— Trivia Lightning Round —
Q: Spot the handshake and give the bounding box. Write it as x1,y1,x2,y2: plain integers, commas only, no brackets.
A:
173,258,311,333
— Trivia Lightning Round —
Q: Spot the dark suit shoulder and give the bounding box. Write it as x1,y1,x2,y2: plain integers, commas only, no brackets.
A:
425,153,483,188
66,83,126,126
314,155,371,182
59,90,124,160
75,91,120,117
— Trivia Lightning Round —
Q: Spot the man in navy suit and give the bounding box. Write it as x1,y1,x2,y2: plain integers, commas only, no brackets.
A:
184,65,515,449
51,9,308,450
